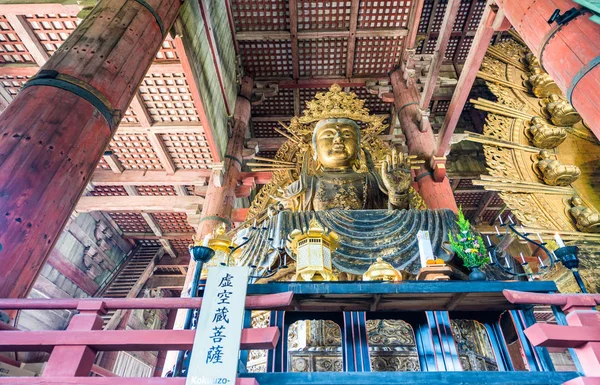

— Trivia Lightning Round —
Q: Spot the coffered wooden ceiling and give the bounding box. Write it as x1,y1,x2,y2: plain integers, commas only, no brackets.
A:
0,0,511,258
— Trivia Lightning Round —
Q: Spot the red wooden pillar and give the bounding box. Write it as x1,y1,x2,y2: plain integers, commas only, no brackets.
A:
495,0,600,140
181,76,253,290
390,70,458,212
0,0,181,299
43,301,106,377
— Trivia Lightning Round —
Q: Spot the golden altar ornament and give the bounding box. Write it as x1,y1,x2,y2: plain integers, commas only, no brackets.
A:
289,217,339,281
196,223,237,277
535,150,581,186
569,196,600,233
362,257,402,282
526,116,566,149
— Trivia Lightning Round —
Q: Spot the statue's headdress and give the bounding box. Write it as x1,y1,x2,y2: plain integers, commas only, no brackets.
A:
286,84,388,138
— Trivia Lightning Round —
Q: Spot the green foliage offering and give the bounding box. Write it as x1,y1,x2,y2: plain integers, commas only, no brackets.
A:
448,208,490,269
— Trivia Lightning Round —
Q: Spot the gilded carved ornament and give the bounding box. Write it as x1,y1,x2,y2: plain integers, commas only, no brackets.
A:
246,85,425,219
471,40,600,236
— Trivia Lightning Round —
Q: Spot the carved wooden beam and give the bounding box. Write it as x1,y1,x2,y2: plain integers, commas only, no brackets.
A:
102,151,124,174
236,29,408,41
289,0,300,80
345,0,360,78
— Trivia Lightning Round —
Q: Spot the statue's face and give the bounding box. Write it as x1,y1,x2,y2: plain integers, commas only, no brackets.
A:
314,122,359,169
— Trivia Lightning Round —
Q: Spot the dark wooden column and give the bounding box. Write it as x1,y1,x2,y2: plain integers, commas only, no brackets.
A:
0,0,181,298
182,76,252,284
390,70,458,212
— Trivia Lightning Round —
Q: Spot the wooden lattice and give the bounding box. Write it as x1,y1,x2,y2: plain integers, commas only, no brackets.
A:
139,73,200,123
252,88,294,116
137,239,162,247
455,35,473,62
109,213,153,233
297,0,351,30
155,37,179,61
252,121,288,138
357,0,411,29
121,107,139,124
0,75,29,96
351,87,390,114
256,150,278,159
298,87,328,110
353,36,403,76
455,191,486,207
298,38,347,77
0,16,34,63
108,133,163,170
418,0,434,33
24,14,79,55
153,212,195,233
90,186,129,196
230,0,290,32
238,40,293,78
467,0,487,30
433,100,450,113
453,1,471,32
169,238,194,257
135,185,178,196
160,132,213,169
429,0,447,33
445,35,460,60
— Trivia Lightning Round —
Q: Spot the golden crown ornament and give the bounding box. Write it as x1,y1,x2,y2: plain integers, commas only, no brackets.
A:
285,84,388,138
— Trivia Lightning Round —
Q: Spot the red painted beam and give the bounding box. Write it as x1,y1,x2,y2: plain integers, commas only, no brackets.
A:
90,365,117,377
503,289,600,310
0,327,280,352
523,323,600,348
564,378,600,385
0,378,259,385
0,291,293,311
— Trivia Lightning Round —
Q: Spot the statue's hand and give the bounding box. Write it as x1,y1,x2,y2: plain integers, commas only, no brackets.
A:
380,147,412,195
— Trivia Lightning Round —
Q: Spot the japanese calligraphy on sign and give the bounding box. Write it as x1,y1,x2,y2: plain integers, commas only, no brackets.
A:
186,266,250,385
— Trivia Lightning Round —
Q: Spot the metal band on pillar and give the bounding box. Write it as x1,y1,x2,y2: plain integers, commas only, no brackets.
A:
225,154,243,167
130,0,166,38
22,70,122,130
537,9,588,72
397,101,419,115
566,55,600,105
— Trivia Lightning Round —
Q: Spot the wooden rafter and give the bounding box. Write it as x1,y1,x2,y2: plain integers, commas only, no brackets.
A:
147,132,177,174
197,0,231,115
0,83,13,111
405,0,426,52
345,0,360,78
74,195,205,213
0,62,182,77
5,14,49,66
129,92,152,127
236,29,408,41
117,125,205,135
419,0,461,110
436,4,498,157
102,151,124,174
0,2,80,15
471,191,495,224
91,170,272,186
123,186,177,258
289,0,299,80
173,36,221,163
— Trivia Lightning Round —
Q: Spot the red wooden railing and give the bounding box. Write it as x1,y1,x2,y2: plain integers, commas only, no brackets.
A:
0,292,293,384
503,290,600,385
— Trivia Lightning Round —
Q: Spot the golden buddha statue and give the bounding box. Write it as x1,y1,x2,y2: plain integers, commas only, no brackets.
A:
569,196,600,233
544,94,582,126
535,150,581,186
277,85,413,211
527,66,561,98
527,116,567,149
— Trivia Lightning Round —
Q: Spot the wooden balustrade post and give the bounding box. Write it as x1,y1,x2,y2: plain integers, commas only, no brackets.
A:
565,309,600,377
43,300,106,377
0,0,182,299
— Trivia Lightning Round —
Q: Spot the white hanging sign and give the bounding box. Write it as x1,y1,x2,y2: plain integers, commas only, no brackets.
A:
185,266,250,385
